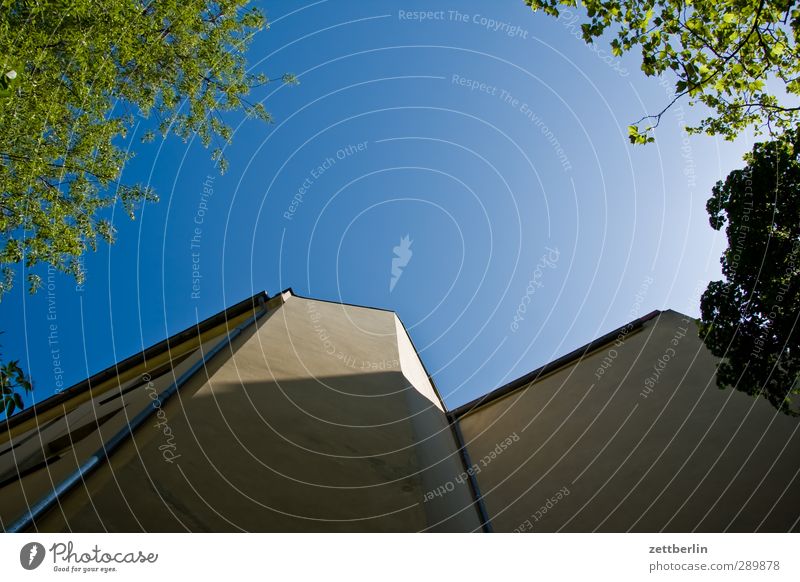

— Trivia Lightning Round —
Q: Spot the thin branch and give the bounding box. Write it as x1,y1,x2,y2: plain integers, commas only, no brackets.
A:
636,0,769,132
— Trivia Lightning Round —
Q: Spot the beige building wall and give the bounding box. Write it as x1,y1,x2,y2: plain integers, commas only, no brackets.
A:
0,302,254,531
457,310,800,532
5,298,798,533
0,292,480,532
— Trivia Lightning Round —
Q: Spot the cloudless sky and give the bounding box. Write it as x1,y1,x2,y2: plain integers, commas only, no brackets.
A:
0,0,758,410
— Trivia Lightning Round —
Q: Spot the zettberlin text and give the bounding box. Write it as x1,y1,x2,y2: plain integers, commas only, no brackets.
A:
649,544,708,554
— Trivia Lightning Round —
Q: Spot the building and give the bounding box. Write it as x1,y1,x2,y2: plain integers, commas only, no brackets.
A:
1,290,798,532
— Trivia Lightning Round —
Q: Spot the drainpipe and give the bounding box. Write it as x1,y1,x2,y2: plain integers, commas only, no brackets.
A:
450,418,494,532
8,305,266,533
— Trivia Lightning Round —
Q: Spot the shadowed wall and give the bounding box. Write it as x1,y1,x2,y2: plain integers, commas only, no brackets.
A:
457,310,800,532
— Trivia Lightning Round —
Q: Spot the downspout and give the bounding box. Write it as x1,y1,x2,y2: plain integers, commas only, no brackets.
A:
7,303,266,533
450,417,494,533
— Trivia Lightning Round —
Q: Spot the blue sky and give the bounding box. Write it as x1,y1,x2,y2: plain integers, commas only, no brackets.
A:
0,0,757,410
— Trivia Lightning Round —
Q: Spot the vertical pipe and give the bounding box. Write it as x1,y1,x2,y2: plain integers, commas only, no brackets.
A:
450,418,494,532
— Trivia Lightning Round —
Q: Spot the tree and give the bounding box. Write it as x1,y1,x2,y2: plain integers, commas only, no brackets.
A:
0,0,295,296
525,0,800,144
699,129,800,415
0,349,32,418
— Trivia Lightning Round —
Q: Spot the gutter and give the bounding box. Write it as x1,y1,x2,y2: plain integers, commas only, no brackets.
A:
7,302,267,533
0,292,269,445
449,309,662,419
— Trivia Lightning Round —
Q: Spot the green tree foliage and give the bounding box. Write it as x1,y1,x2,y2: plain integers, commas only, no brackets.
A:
525,0,800,143
0,0,294,296
699,130,800,415
0,348,31,418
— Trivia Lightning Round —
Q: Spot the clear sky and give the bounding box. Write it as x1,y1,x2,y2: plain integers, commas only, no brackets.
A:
0,0,758,411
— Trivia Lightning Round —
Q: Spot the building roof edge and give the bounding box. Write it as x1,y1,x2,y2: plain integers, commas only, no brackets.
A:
0,291,269,434
447,309,663,419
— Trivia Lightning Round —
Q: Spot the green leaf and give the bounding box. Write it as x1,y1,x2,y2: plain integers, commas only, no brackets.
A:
0,0,280,297
525,0,800,145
